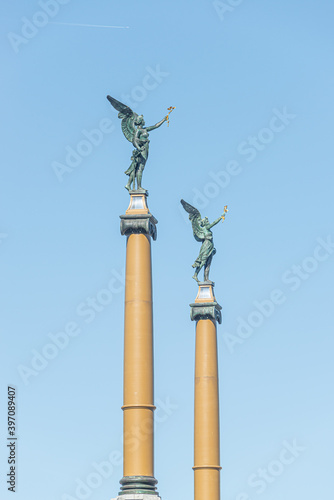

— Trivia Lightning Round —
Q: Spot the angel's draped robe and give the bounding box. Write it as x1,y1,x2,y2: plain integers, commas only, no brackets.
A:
193,231,216,268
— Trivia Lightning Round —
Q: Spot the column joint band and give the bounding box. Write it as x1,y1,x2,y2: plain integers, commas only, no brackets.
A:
192,465,222,470
121,403,156,410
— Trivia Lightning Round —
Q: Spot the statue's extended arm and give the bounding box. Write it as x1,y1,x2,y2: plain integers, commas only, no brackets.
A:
145,116,167,132
207,216,224,230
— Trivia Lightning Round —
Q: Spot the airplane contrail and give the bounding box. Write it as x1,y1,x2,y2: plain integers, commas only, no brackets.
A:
49,22,129,29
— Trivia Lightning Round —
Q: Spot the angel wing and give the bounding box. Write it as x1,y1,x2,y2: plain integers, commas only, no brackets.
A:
107,95,138,144
180,199,205,242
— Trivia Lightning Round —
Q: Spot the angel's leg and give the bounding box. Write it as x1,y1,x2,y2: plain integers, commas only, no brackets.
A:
125,173,133,191
192,270,200,283
192,264,203,283
136,163,145,189
204,255,213,282
125,172,134,191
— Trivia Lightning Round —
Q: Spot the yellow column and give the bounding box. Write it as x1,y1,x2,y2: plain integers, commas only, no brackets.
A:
123,232,154,477
119,193,158,496
193,318,221,500
191,283,222,500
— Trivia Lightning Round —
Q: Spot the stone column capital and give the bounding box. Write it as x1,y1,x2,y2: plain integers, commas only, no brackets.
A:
120,213,158,240
120,192,158,240
190,282,222,324
190,301,222,324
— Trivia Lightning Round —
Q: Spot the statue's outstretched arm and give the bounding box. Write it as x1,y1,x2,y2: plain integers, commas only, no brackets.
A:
208,206,228,229
207,216,224,230
145,116,167,132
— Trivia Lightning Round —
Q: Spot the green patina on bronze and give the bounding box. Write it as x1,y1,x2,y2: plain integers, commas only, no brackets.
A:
119,475,158,496
107,96,173,192
190,301,222,324
120,212,158,240
181,200,228,283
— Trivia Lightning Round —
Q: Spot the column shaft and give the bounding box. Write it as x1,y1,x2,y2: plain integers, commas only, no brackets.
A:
123,232,154,478
194,318,220,500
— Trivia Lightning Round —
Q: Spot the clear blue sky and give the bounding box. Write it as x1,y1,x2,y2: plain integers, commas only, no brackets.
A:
1,1,333,499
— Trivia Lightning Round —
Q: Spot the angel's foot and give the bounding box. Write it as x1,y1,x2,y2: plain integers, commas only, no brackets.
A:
192,274,199,283
135,186,147,193
125,184,131,192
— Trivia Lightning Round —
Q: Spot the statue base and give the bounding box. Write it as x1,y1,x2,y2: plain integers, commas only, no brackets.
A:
120,190,157,240
129,188,148,195
190,282,222,324
195,282,217,302
197,279,215,287
125,191,150,214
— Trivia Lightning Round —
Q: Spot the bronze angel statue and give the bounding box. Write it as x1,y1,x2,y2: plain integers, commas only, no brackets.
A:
181,200,228,283
107,96,174,191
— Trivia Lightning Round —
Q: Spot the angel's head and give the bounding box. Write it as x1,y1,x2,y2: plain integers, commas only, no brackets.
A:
135,115,145,127
201,217,209,226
